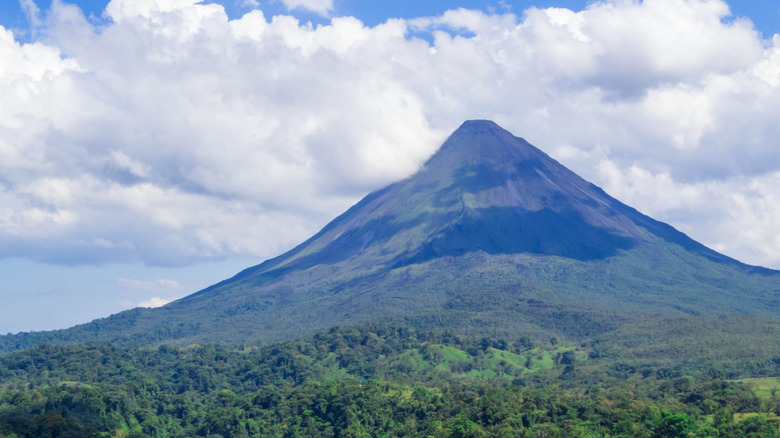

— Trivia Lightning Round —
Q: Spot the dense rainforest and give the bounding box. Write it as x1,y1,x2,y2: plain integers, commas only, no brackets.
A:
1,323,780,437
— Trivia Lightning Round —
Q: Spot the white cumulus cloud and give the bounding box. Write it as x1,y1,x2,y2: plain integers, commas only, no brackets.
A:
137,297,172,308
0,0,779,270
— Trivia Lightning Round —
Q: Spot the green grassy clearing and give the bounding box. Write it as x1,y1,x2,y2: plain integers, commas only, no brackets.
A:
737,377,780,398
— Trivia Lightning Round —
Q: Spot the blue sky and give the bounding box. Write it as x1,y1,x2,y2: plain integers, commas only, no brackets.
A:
1,0,780,334
4,1,779,38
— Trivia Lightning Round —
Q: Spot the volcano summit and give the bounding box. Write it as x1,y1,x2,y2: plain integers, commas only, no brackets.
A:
2,120,778,351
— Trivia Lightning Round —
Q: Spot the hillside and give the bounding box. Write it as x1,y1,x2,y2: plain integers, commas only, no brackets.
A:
1,120,778,352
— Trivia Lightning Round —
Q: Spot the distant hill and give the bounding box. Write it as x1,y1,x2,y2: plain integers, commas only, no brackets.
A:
2,120,778,352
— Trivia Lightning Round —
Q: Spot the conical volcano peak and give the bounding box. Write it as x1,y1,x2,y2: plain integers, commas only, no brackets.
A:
420,120,579,201
176,120,770,337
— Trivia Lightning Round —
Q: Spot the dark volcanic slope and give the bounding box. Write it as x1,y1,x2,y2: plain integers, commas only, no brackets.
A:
189,120,740,287
2,121,778,351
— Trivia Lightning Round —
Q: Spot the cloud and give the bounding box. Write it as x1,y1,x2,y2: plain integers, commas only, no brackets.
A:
0,0,779,270
137,297,172,308
280,0,333,16
239,0,260,8
19,0,42,30
594,159,780,266
119,276,180,309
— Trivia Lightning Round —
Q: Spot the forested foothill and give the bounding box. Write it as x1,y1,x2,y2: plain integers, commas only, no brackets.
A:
1,323,780,437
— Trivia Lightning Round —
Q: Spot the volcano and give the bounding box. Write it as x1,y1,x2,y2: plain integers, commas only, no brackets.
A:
2,120,778,351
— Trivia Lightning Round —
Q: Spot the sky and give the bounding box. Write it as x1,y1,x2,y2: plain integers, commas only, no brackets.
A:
1,0,779,335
